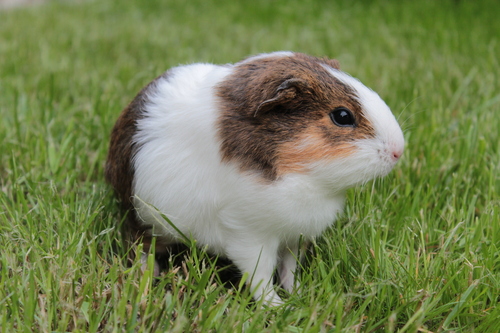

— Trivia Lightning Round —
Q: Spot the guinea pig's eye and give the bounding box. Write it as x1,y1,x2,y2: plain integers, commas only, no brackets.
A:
329,107,356,127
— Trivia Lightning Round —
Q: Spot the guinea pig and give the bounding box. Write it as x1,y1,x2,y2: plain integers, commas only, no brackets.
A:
105,51,404,306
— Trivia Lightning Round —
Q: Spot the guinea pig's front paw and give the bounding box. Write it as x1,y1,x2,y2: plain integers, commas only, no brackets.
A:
279,273,296,294
261,289,284,308
278,245,300,293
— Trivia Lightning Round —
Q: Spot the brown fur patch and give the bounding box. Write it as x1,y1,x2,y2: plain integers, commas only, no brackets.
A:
216,53,375,180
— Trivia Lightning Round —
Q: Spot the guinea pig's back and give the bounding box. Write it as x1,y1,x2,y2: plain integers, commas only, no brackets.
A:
132,64,235,241
133,63,231,153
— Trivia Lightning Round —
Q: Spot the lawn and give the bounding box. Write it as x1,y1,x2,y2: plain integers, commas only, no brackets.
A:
0,0,499,332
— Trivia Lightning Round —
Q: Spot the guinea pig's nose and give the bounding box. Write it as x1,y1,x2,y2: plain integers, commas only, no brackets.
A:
391,148,403,161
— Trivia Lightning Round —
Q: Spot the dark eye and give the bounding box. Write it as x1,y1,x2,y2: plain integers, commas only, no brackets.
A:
329,107,356,127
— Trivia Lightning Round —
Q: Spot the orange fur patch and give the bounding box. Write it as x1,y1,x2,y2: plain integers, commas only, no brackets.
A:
277,122,356,176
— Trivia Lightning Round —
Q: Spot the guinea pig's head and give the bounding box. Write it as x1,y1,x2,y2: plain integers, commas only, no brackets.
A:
217,52,404,191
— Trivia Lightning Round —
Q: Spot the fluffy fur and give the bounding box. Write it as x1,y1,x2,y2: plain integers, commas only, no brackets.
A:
105,52,405,306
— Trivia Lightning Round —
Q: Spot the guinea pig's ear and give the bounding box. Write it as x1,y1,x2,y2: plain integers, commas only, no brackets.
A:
254,78,311,117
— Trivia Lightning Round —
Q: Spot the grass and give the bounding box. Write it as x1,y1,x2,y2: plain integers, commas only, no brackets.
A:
0,0,499,331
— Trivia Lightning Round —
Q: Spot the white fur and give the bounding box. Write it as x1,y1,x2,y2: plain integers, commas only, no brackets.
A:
131,53,404,306
237,51,294,64
307,66,406,188
328,67,405,162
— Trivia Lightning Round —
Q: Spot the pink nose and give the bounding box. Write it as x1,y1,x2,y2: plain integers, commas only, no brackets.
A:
391,149,403,161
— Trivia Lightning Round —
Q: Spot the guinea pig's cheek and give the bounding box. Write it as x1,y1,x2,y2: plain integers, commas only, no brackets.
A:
276,134,355,176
